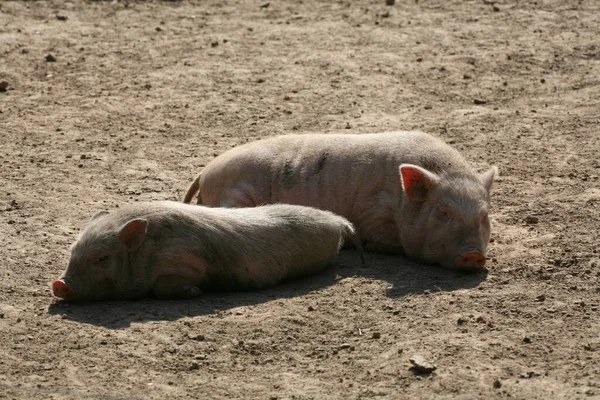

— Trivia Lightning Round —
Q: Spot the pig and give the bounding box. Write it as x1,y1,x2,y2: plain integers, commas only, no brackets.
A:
53,201,364,302
183,131,498,271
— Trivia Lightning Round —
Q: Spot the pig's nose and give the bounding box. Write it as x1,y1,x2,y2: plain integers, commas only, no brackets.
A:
455,251,486,270
52,279,75,299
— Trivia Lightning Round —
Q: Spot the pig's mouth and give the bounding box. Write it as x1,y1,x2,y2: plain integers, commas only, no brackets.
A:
52,278,76,300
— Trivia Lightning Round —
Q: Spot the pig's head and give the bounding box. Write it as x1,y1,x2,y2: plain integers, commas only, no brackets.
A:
53,211,149,301
398,164,498,271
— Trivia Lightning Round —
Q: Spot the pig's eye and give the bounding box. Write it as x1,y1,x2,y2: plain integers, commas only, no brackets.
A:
97,255,109,263
436,205,452,220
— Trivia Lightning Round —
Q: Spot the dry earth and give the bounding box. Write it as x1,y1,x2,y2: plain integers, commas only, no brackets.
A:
1,0,599,399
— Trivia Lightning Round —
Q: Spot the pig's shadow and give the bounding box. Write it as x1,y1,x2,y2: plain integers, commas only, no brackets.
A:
47,250,487,329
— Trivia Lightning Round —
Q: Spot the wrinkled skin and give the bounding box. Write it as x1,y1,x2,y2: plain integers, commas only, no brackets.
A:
397,164,495,270
53,202,363,302
184,131,497,271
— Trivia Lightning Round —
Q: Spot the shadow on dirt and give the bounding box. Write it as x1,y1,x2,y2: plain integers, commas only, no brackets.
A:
47,249,486,329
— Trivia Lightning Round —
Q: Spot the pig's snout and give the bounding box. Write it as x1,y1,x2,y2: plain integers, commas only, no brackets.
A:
52,279,75,299
455,251,486,270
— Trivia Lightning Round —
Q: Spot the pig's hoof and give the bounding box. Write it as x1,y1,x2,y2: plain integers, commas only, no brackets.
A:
184,286,202,298
171,285,202,299
455,252,487,270
153,284,202,300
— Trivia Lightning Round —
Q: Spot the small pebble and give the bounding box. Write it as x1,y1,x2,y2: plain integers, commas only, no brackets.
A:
189,361,200,370
56,15,68,21
536,293,546,302
188,333,205,341
372,332,381,339
260,1,270,8
0,80,8,91
525,215,539,224
409,355,437,373
493,379,501,388
45,54,57,62
474,99,487,105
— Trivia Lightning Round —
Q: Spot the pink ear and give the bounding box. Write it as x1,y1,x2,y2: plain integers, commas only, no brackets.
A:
118,219,148,252
399,164,439,202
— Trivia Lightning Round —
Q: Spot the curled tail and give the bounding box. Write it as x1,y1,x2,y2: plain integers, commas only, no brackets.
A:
343,223,366,265
183,173,202,204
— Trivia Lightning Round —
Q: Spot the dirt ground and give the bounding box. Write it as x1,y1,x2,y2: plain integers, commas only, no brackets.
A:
1,0,599,398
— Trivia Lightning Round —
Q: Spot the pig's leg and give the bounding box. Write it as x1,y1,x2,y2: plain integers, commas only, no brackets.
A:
152,275,202,300
218,196,255,208
355,213,403,254
214,184,267,208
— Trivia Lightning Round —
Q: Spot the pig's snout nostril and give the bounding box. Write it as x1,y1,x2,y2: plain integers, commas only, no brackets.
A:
455,251,486,270
52,279,74,299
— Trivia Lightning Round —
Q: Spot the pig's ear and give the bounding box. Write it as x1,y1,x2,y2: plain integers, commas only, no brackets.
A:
480,166,498,193
118,219,148,252
399,164,440,203
90,210,109,222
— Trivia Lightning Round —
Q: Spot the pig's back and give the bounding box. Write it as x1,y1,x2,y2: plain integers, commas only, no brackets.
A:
197,131,472,223
148,202,348,290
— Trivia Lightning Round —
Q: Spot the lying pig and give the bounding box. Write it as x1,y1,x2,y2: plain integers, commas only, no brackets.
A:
53,201,364,302
184,131,498,271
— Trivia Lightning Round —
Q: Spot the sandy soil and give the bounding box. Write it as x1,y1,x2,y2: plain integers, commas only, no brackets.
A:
1,0,599,399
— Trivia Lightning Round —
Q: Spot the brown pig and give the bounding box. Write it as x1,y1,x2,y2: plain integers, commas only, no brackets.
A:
184,131,498,271
53,201,364,302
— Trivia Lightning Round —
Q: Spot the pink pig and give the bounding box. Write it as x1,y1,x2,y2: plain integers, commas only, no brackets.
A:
53,202,363,301
184,131,497,271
